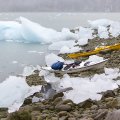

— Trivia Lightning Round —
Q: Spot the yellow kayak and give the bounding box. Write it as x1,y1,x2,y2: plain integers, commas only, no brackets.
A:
68,43,120,59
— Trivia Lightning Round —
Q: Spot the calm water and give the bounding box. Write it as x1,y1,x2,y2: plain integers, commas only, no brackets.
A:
0,12,120,82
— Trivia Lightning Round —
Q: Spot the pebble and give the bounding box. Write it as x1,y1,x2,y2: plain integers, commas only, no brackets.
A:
55,104,72,111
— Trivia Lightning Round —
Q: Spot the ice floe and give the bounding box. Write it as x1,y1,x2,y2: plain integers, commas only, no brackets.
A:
0,76,42,113
43,68,120,104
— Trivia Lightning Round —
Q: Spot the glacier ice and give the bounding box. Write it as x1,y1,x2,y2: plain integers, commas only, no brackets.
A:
0,17,78,43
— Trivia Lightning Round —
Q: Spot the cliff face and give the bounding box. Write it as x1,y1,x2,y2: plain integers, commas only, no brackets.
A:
0,0,119,12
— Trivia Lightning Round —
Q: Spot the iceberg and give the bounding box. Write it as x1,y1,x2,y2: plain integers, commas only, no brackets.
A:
0,21,23,41
0,17,78,43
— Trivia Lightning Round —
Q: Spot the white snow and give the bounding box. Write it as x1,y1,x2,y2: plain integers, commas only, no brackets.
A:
45,53,64,66
0,76,42,113
44,68,120,104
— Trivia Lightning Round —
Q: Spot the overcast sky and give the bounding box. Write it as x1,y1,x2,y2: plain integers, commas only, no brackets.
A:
0,0,120,12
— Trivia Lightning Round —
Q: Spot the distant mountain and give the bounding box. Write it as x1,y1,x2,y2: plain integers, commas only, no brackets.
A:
0,0,119,12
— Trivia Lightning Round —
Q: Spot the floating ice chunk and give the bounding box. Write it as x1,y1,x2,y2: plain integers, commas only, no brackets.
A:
0,76,42,113
88,19,113,29
48,40,75,50
45,53,64,66
98,26,109,39
22,66,36,76
12,61,18,64
109,22,120,37
78,26,93,39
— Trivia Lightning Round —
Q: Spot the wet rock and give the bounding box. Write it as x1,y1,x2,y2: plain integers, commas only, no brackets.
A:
55,104,72,111
7,110,32,120
94,109,108,120
105,110,120,120
26,74,46,86
51,117,59,120
91,105,98,110
68,118,76,120
101,90,115,100
23,97,32,105
78,99,94,109
58,111,68,117
106,98,118,108
53,97,63,106
72,111,81,118
59,116,68,120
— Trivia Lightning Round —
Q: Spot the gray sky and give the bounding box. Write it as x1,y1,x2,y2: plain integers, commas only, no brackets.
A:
0,0,120,12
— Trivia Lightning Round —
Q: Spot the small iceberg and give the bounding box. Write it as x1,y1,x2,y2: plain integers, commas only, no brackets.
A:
0,17,78,43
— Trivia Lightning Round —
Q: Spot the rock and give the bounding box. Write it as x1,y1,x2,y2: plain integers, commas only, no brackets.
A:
52,92,64,100
61,99,74,105
105,110,120,120
7,110,32,120
78,99,94,109
91,105,98,110
58,111,68,117
51,117,59,120
23,97,32,105
72,111,81,118
59,116,68,120
53,97,63,106
55,104,72,111
31,111,41,120
101,90,115,100
41,114,49,119
80,118,93,120
0,108,8,112
94,109,108,120
106,98,118,108
105,97,114,102
68,118,76,120
26,74,46,86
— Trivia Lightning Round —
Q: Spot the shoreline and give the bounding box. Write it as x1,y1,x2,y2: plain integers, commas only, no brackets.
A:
1,18,120,120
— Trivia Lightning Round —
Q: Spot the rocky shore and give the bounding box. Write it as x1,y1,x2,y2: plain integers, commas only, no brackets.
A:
1,32,120,120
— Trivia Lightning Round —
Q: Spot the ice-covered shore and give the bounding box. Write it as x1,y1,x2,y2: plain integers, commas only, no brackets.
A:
1,17,120,114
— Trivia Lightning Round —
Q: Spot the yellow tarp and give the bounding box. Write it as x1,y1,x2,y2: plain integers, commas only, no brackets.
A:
68,43,120,58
